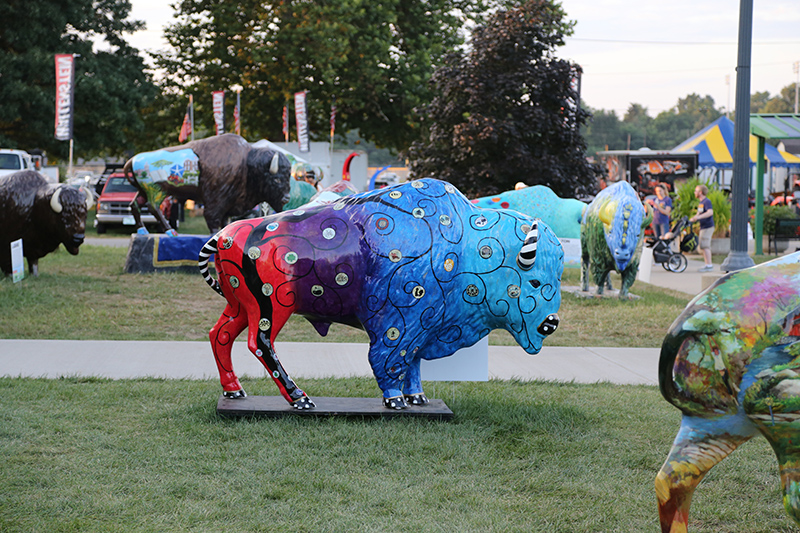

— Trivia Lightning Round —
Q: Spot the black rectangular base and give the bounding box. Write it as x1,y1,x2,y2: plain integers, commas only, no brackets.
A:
216,396,453,421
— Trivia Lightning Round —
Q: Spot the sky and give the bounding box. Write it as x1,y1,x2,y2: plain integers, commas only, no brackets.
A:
127,0,800,117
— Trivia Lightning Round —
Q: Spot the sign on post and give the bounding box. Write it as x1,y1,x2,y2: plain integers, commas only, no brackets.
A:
11,239,24,283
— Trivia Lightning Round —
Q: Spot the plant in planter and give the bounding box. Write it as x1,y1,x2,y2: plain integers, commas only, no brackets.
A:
673,178,731,237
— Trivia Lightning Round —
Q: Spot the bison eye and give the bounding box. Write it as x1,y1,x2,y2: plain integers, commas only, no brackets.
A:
529,279,541,289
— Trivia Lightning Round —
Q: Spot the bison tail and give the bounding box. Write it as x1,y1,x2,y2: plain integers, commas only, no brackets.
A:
199,234,224,297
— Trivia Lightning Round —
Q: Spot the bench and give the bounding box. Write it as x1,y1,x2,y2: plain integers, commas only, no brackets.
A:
769,218,800,254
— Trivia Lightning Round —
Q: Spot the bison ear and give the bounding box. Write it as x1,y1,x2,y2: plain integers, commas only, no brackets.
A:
270,153,280,174
50,187,63,213
81,187,94,210
517,220,539,270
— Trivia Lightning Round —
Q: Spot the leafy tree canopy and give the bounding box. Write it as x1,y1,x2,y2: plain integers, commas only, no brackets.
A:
585,94,723,154
0,0,158,161
157,0,514,152
406,0,598,198
751,84,799,114
584,84,798,157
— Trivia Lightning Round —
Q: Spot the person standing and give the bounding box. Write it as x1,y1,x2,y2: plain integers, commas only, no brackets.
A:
690,184,714,272
652,184,672,238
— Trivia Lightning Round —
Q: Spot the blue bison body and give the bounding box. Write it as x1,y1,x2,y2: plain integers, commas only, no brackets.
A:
471,185,587,239
200,178,564,409
580,181,651,298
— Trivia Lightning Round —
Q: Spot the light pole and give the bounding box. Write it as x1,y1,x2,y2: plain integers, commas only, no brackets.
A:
793,61,799,114
722,0,756,272
726,74,731,118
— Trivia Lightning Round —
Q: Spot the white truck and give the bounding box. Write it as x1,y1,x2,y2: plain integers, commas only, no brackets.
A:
0,149,59,183
0,149,35,177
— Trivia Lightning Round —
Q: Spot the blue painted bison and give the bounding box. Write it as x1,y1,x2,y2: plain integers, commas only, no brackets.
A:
580,181,652,298
471,185,587,239
199,178,564,409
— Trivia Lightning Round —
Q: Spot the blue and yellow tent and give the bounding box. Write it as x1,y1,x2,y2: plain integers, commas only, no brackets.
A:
673,116,800,168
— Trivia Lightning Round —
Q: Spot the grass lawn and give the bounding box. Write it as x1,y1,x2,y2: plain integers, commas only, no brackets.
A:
1,238,795,531
0,378,793,532
0,244,693,347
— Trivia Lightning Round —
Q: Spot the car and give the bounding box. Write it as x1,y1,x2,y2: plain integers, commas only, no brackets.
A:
94,173,157,233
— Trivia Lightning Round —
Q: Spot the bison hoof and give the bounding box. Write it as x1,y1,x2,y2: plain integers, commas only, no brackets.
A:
404,393,429,405
292,396,316,410
383,396,408,410
223,389,247,399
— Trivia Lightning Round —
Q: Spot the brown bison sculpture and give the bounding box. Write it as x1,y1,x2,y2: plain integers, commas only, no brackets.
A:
0,170,93,276
123,134,292,234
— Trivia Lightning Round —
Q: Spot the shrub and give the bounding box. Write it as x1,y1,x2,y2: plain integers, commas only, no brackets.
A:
750,203,799,235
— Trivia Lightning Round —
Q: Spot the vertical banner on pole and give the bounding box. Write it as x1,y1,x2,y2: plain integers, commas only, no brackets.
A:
294,91,310,153
178,96,193,143
330,96,336,143
282,105,289,143
212,90,225,135
233,90,241,136
10,239,24,283
54,54,75,141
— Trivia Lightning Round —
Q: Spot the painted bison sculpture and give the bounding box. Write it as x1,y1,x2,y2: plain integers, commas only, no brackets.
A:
580,181,651,298
471,185,587,239
199,178,563,409
657,252,800,532
0,170,93,276
123,133,292,234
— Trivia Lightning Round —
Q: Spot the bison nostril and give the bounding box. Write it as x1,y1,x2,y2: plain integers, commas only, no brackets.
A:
537,313,559,336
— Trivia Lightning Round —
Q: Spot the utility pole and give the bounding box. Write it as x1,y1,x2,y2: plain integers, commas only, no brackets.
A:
794,61,799,114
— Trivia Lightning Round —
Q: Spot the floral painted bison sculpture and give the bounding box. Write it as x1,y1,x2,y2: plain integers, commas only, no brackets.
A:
199,178,563,409
657,252,800,532
123,134,291,234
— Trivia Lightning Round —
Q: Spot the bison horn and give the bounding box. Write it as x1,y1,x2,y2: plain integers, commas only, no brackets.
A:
517,221,539,270
270,153,280,174
50,187,63,213
81,187,94,210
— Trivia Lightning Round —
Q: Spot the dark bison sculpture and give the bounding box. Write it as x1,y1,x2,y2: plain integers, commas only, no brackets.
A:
123,134,292,234
0,170,93,276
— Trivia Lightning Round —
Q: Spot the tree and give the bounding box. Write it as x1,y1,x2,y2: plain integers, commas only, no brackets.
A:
583,107,625,155
0,0,158,161
157,0,513,152
620,103,653,149
751,84,798,114
649,94,722,149
406,0,598,198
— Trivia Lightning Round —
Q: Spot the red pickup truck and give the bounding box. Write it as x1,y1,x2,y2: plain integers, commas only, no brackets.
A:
94,173,157,233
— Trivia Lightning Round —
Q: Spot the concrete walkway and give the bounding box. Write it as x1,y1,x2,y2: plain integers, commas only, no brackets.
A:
0,239,737,386
0,340,661,386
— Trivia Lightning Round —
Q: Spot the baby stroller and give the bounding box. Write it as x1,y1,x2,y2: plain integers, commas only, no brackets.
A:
646,216,689,273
